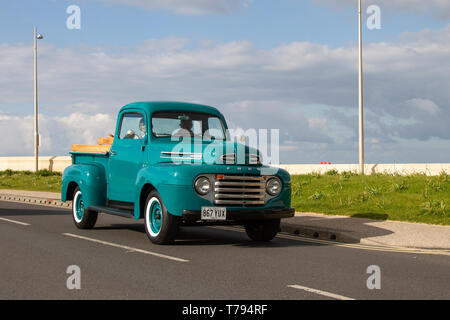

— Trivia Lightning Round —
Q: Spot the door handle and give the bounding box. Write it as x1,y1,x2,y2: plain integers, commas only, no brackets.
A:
110,149,117,155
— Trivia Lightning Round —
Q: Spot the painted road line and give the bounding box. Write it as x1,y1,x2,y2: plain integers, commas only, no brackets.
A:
209,226,450,256
62,233,189,263
0,217,30,226
287,284,355,300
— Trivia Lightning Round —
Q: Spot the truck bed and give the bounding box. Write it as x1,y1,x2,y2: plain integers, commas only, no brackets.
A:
71,136,113,153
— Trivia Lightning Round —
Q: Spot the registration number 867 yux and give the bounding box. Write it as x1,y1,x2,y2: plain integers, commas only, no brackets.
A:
201,207,226,220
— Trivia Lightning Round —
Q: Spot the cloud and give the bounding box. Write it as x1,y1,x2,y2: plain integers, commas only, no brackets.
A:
312,0,450,19
0,112,115,156
0,25,449,162
405,98,440,116
98,0,252,15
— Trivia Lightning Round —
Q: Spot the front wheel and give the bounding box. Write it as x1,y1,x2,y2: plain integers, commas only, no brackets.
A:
244,219,280,242
72,187,98,229
144,190,180,245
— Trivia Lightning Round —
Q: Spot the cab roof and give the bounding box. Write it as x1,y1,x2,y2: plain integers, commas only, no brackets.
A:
120,101,224,118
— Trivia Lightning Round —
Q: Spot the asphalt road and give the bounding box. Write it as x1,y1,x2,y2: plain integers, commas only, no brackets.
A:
0,200,449,300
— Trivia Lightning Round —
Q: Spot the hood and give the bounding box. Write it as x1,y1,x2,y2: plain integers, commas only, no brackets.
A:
150,138,262,166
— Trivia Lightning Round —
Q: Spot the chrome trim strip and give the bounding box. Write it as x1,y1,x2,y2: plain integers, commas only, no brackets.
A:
161,151,203,156
215,181,265,187
214,199,265,205
214,187,265,193
160,157,202,160
218,175,265,181
215,194,264,199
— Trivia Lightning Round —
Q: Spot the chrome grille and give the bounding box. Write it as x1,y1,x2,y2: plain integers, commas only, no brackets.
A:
214,175,265,206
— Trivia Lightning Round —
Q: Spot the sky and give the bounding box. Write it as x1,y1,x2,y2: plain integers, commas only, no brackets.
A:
0,0,449,164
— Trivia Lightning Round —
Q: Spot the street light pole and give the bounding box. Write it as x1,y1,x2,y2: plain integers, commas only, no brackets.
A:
358,0,364,175
34,27,43,172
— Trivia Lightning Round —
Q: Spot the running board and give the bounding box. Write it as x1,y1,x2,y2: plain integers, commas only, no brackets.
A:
88,206,134,219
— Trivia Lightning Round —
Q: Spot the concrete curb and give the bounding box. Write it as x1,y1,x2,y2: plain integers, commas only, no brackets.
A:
280,221,361,244
0,193,71,208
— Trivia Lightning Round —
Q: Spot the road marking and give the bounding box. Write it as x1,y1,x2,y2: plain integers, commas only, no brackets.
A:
209,226,450,256
62,233,189,263
287,285,355,300
0,217,30,226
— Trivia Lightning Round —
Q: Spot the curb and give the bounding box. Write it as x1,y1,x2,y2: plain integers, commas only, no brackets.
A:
0,194,71,208
280,221,361,244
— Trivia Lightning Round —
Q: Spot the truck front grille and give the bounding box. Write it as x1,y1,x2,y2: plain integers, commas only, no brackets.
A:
213,175,265,206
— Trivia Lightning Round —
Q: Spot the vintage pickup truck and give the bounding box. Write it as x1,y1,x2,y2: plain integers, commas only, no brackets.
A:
61,101,294,244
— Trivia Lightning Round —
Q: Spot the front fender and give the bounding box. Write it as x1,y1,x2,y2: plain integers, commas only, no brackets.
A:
61,163,107,208
134,164,196,219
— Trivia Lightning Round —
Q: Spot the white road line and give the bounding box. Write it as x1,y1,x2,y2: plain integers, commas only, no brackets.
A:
0,217,30,226
62,233,189,263
287,285,355,300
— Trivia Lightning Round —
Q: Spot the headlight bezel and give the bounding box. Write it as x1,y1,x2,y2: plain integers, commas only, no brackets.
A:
194,176,211,195
265,176,282,196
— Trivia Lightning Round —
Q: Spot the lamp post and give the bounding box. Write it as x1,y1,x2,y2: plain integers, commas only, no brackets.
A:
34,27,43,172
358,0,364,175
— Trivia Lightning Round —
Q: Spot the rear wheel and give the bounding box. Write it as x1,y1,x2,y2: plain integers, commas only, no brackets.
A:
72,187,98,229
244,219,280,242
144,190,180,244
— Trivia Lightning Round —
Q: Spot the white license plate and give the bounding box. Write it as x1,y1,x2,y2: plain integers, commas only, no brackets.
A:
201,207,227,220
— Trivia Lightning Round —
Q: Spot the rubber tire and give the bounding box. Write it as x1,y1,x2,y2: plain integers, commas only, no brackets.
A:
244,219,280,242
72,187,98,229
144,190,180,245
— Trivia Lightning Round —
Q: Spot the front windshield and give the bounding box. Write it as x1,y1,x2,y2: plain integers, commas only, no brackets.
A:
151,111,226,140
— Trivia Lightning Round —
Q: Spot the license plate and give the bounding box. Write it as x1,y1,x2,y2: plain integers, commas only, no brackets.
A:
201,207,227,220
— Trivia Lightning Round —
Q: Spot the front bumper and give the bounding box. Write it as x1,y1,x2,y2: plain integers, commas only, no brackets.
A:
182,207,295,222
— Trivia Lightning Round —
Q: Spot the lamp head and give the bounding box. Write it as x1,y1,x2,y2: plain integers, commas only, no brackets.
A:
36,34,43,40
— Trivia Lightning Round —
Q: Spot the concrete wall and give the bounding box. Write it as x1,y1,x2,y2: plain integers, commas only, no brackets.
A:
277,163,450,176
0,156,448,175
0,156,72,173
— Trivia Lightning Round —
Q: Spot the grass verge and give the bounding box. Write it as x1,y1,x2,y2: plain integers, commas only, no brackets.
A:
292,171,449,225
0,169,62,193
0,169,448,225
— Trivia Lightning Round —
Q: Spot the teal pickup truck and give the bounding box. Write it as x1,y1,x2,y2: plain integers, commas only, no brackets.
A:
62,101,294,244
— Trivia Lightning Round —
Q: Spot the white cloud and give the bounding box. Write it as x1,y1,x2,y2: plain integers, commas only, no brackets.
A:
406,98,440,116
98,0,252,14
0,25,449,162
0,112,115,156
308,117,327,130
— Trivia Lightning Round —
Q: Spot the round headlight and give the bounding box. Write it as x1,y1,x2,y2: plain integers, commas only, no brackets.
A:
194,176,211,195
266,177,282,196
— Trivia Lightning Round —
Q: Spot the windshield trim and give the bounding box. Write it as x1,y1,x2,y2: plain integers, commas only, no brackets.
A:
150,110,228,141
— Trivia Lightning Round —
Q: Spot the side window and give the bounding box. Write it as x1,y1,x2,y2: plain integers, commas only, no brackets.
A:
119,112,146,139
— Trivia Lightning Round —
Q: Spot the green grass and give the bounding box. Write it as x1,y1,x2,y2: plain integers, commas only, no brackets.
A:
291,171,450,225
0,169,62,193
1,170,449,225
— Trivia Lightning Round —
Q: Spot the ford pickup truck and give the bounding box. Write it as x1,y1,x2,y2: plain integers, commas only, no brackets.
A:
61,101,294,244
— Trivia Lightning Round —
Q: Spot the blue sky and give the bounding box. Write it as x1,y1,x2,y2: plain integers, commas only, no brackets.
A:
1,0,447,49
0,0,449,163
